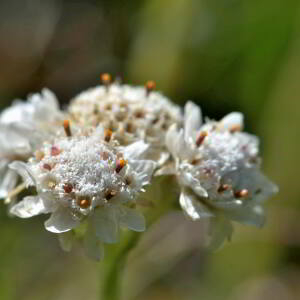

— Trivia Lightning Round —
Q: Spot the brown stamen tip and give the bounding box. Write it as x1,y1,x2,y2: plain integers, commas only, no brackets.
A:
51,146,60,156
43,163,52,171
116,158,126,173
105,190,117,201
125,122,134,133
78,198,91,209
35,150,45,161
100,73,112,88
104,129,113,142
100,151,110,161
235,189,249,198
63,120,72,137
63,183,73,193
134,110,144,118
230,124,242,133
218,184,231,193
145,80,156,96
196,131,208,147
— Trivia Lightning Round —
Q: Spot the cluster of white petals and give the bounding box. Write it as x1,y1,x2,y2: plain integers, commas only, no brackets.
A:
0,89,62,202
0,79,278,259
10,127,155,260
164,102,278,231
69,83,182,166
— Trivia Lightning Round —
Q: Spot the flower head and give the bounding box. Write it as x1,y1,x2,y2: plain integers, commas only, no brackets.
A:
165,101,278,229
10,126,155,260
0,89,62,202
68,82,182,166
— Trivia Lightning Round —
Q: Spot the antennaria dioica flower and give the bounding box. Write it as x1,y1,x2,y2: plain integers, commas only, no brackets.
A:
0,75,278,261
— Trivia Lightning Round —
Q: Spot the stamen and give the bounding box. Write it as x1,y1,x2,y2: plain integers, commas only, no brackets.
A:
105,190,117,200
100,151,109,160
51,146,60,156
63,120,72,137
125,122,134,133
100,73,112,90
218,184,231,193
230,124,242,133
116,158,126,173
196,131,208,147
145,80,156,96
134,110,145,118
234,189,249,198
63,183,73,193
104,129,112,142
78,198,91,209
43,163,52,171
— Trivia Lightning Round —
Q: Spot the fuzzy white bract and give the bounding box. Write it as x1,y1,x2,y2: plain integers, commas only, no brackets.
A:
164,101,278,231
0,89,62,202
10,126,155,260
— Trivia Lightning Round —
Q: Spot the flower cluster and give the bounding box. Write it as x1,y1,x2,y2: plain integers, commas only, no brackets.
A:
164,102,278,233
0,76,278,259
0,89,62,204
69,80,182,167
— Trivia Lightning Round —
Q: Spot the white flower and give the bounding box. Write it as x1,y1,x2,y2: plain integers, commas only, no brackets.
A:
165,101,278,229
9,126,155,260
68,83,182,166
0,89,62,201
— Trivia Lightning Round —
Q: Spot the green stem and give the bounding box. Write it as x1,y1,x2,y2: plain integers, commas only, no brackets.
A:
99,176,178,300
100,231,140,300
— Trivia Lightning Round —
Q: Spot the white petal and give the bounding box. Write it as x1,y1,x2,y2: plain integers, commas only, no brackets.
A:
41,88,60,112
119,206,146,232
0,102,28,124
9,161,35,187
180,189,213,220
130,160,156,187
165,124,180,157
226,204,265,227
0,88,60,125
92,206,119,244
58,231,74,252
213,199,244,210
0,168,18,198
45,207,79,233
180,172,208,198
84,224,104,261
184,101,202,141
0,124,32,155
10,196,49,218
39,192,59,212
220,112,244,131
122,141,149,160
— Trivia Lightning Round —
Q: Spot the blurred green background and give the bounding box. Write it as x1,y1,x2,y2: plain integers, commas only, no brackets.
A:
0,0,299,299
